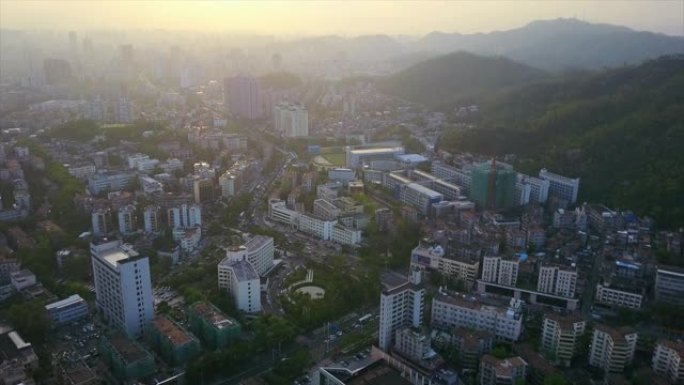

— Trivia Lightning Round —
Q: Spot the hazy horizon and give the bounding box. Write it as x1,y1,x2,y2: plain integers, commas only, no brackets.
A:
1,0,683,37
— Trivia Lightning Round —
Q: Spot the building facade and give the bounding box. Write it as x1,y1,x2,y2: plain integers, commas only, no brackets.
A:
589,325,637,373
91,240,153,337
378,269,425,351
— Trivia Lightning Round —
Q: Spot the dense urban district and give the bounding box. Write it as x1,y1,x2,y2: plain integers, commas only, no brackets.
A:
0,32,683,385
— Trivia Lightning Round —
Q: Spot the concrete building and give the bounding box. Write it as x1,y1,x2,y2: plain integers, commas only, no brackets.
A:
91,208,111,237
273,102,309,137
173,227,202,252
219,171,238,197
225,75,262,120
539,168,580,204
313,199,342,220
139,176,163,195
193,177,214,203
346,147,405,168
451,329,493,371
655,265,684,306
652,340,684,383
595,283,644,310
431,291,523,342
378,269,425,351
541,313,586,367
394,327,433,362
400,183,443,216
0,253,19,285
87,172,136,195
589,325,637,373
91,240,153,337
481,256,519,287
218,259,261,313
431,161,473,194
67,163,97,180
517,174,550,204
149,315,201,366
99,333,155,382
143,206,161,233
224,235,274,277
10,269,36,290
409,241,479,287
328,168,355,185
167,203,202,229
117,204,136,235
0,327,39,385
537,264,578,298
480,355,527,385
45,294,89,326
187,302,241,350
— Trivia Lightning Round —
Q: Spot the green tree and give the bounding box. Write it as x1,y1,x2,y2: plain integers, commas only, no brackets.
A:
7,301,51,343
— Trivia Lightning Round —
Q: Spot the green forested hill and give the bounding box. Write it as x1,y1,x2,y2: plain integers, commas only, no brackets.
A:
377,51,546,107
439,55,684,227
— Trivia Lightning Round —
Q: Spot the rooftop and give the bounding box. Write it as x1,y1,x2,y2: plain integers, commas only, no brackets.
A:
153,316,195,347
350,147,403,155
244,235,273,251
481,355,527,378
594,324,637,343
325,360,413,385
657,339,684,357
191,302,238,330
544,312,584,330
433,292,520,319
106,334,150,364
45,294,85,311
405,183,443,199
228,260,259,281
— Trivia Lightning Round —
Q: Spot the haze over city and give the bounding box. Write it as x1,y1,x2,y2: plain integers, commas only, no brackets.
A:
0,2,683,385
2,0,683,36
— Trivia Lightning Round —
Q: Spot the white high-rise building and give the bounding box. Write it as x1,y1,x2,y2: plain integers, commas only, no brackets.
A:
167,204,201,229
167,207,182,229
652,340,684,383
589,324,637,373
91,208,111,237
539,168,580,204
541,313,586,367
117,204,136,235
143,206,160,233
217,259,261,313
90,240,153,337
273,103,309,138
537,264,578,298
481,256,519,287
224,235,274,276
378,269,425,351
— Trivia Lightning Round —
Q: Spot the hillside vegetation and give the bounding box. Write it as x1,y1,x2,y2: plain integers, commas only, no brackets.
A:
438,55,684,227
377,51,546,108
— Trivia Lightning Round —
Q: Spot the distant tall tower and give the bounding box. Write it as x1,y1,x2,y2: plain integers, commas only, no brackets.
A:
224,75,262,120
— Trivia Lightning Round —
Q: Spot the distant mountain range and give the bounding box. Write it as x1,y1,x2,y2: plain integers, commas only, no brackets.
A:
409,19,684,71
274,18,683,74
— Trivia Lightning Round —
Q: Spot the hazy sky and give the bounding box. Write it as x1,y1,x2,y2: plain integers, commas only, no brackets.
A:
1,0,683,36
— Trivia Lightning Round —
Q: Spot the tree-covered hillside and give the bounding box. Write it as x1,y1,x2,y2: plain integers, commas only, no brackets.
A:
377,51,546,108
439,55,684,227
